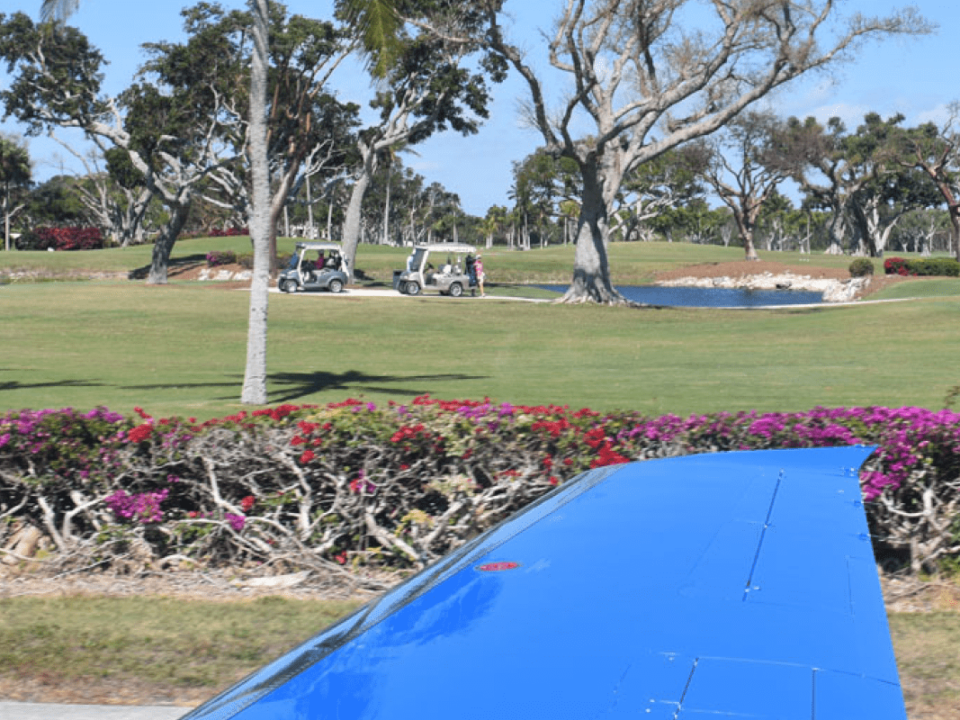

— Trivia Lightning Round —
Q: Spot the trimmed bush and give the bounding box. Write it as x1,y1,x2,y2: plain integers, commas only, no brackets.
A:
912,258,960,277
205,250,237,267
884,257,912,276
848,258,874,277
884,256,960,277
205,251,254,268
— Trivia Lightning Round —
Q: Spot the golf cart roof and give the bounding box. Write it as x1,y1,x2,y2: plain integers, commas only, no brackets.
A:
414,243,477,254
295,242,342,252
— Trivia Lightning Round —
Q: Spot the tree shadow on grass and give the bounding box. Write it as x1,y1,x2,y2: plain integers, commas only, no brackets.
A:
0,370,105,393
117,370,487,404
264,370,489,404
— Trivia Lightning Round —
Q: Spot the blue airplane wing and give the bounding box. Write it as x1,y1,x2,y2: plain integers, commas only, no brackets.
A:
181,446,905,720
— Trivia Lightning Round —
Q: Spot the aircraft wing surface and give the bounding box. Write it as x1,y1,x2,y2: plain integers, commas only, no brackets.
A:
181,446,905,720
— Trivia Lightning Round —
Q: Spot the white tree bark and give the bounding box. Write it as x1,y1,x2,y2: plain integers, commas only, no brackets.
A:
479,0,930,303
241,0,272,406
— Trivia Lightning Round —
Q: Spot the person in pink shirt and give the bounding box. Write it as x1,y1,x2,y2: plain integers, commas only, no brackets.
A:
475,254,486,297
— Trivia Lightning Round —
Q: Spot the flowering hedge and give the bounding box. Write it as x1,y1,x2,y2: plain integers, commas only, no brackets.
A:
205,250,254,269
15,226,105,251
205,250,237,266
1,400,958,580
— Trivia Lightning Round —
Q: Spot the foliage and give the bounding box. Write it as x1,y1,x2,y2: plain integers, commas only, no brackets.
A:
205,250,237,267
885,256,960,276
15,225,103,251
2,399,958,578
848,258,875,277
885,257,912,275
20,175,88,228
911,258,960,277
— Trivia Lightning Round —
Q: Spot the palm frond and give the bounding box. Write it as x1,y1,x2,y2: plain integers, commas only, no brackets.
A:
340,0,403,78
40,0,81,24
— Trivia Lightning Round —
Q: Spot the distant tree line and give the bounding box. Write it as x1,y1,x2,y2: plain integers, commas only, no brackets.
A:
1,1,935,299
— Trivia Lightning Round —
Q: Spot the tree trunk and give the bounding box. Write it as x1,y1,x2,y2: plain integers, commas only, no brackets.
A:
561,167,624,304
3,187,10,251
147,202,191,284
341,170,373,281
382,177,391,245
950,207,960,262
241,0,271,406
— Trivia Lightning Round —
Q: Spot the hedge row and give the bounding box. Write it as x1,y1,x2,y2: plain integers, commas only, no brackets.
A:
884,256,960,277
1,399,958,578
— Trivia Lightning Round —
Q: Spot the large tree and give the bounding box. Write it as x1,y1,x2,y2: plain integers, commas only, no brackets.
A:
338,3,506,279
698,111,790,261
1,11,244,282
782,113,940,257
894,108,960,262
476,0,930,303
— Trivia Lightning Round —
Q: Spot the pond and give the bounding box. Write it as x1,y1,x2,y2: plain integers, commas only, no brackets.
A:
538,285,824,307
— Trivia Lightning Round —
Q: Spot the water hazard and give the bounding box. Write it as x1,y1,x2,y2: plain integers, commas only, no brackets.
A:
539,285,823,307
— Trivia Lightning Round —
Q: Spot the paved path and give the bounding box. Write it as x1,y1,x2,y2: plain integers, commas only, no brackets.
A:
0,702,188,720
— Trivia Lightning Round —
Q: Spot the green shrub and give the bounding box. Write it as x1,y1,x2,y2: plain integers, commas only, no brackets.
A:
912,258,960,277
205,251,237,267
885,256,960,277
848,258,875,277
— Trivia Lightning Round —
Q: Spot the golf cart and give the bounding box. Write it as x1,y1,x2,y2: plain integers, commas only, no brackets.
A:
396,243,476,297
279,242,349,294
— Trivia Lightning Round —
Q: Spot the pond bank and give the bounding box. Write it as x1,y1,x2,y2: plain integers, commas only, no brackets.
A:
652,260,878,302
656,270,869,302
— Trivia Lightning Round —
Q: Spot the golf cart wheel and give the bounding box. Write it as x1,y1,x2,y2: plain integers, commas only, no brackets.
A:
280,279,298,293
448,282,463,298
328,278,344,294
406,281,421,296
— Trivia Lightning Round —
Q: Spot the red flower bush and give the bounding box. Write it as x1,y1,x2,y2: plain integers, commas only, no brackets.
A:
2,397,959,578
17,226,104,251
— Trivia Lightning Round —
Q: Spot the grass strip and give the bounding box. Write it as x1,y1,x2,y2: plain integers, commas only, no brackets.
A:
0,595,956,716
1,280,958,419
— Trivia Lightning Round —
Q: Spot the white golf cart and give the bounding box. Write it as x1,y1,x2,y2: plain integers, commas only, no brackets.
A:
396,243,476,297
278,242,349,294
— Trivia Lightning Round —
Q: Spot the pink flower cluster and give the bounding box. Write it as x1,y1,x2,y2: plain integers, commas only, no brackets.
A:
105,488,169,524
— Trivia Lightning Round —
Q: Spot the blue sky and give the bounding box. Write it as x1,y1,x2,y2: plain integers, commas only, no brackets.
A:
1,0,956,216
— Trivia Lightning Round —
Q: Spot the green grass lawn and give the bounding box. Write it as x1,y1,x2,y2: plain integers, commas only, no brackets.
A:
871,277,960,300
0,235,921,284
2,240,959,715
1,279,958,419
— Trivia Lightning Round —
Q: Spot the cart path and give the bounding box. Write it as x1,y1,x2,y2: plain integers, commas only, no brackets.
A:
0,701,187,720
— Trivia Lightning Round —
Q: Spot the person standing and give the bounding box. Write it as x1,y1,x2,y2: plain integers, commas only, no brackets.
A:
475,253,486,297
